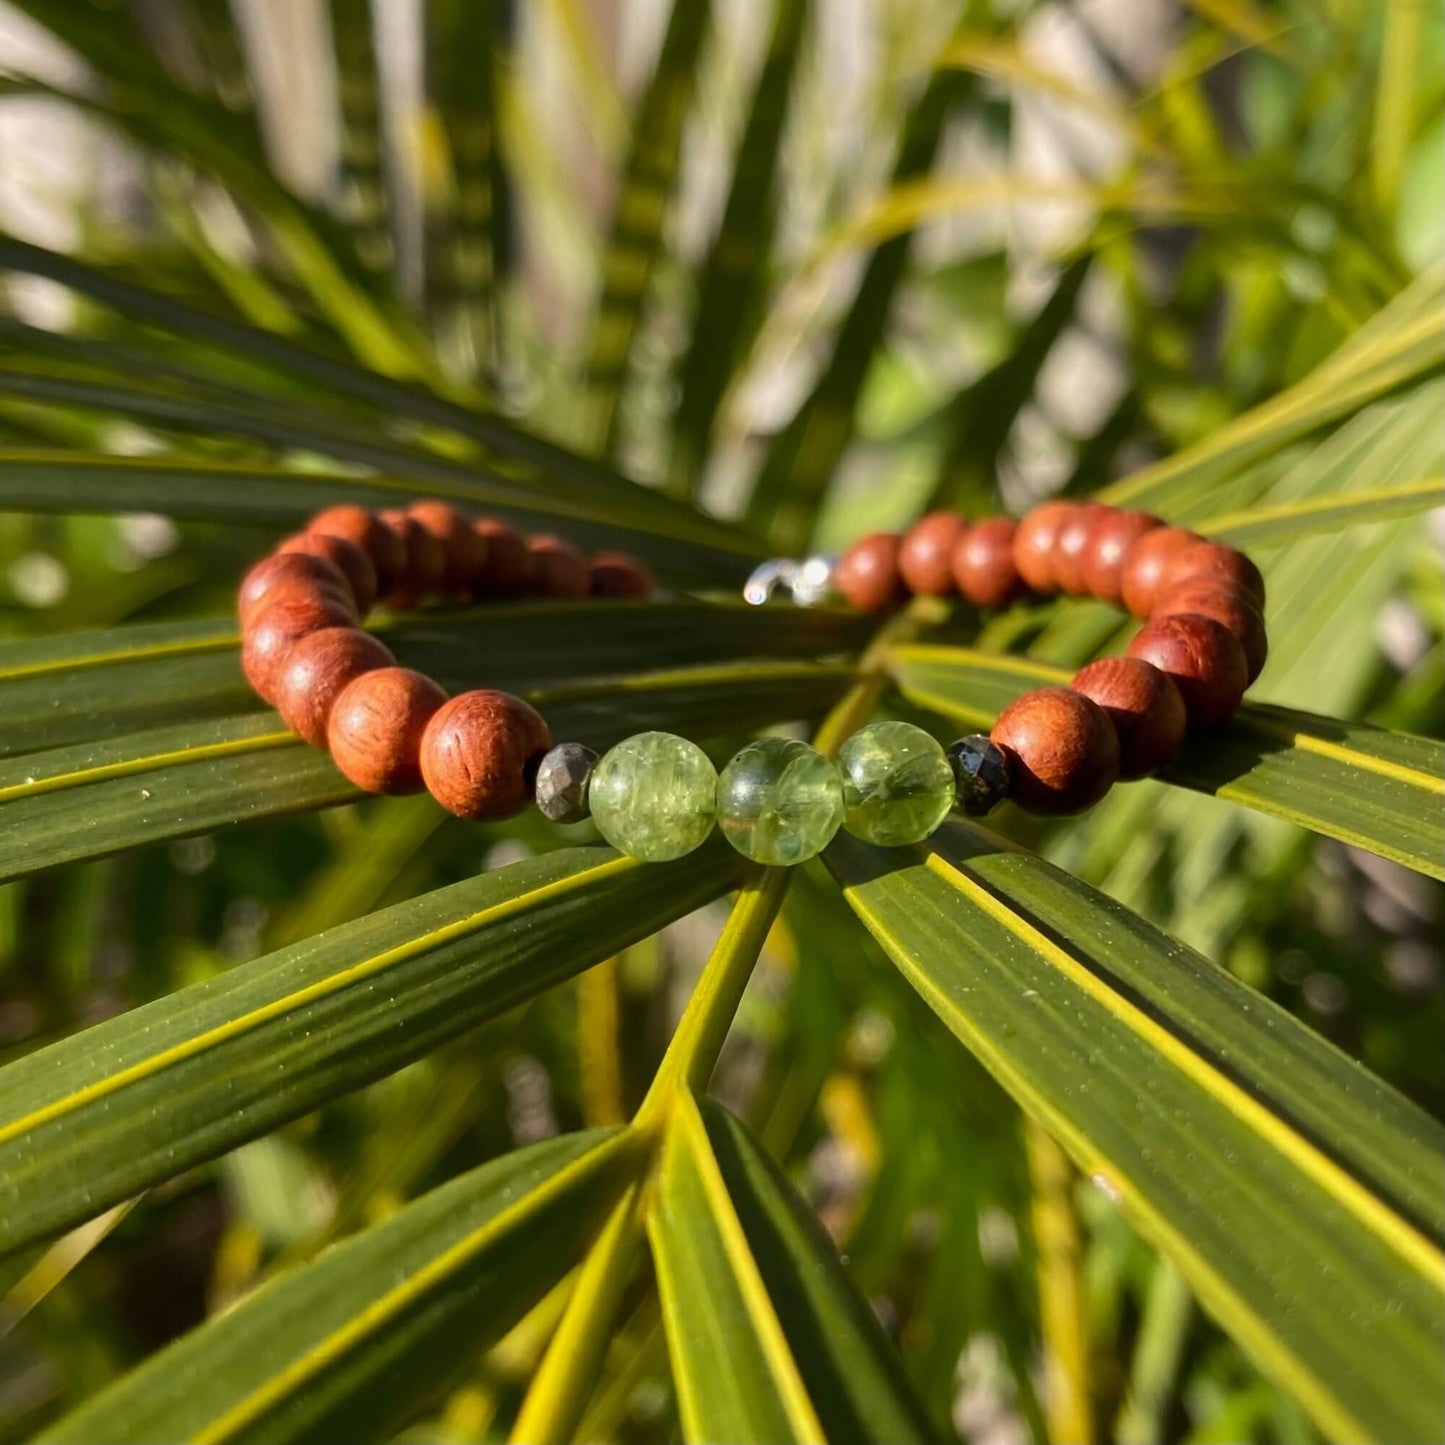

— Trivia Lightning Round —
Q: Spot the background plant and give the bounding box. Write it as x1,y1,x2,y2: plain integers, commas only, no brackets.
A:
0,1,1440,1442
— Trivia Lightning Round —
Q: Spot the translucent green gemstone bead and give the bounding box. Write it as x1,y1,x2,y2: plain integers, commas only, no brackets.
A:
717,737,844,865
590,731,718,862
838,720,955,846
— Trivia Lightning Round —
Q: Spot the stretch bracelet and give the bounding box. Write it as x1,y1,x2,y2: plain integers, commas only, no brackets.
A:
237,499,1266,866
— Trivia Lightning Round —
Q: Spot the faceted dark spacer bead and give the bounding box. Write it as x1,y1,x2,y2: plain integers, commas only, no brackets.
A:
534,742,598,824
945,735,1013,816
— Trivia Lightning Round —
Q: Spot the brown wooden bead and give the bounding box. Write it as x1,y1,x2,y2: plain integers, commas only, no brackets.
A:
379,509,447,607
238,551,350,627
327,666,448,794
951,516,1020,607
1161,541,1266,610
1070,656,1186,779
990,685,1120,814
407,500,490,599
1153,580,1268,682
241,584,359,703
474,519,537,597
898,512,966,596
1127,613,1248,724
834,532,906,613
1053,503,1114,595
528,535,591,599
1118,526,1201,618
1082,510,1161,605
278,532,378,614
1013,501,1082,595
273,626,396,746
308,504,407,594
590,552,656,599
419,689,553,821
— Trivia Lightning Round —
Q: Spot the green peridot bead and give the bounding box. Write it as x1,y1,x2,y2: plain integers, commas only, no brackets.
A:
590,731,718,862
838,720,954,846
717,737,844,865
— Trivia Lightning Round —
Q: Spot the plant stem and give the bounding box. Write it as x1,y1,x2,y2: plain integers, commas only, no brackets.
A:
1026,1119,1093,1445
578,954,627,1126
508,1182,646,1445
1114,1257,1192,1445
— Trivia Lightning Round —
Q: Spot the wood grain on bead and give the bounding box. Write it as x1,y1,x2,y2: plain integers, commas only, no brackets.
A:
1126,613,1248,724
419,689,553,820
1071,656,1186,779
528,535,591,599
1012,501,1080,595
327,666,448,794
1153,579,1268,682
951,516,1020,606
835,532,906,613
379,509,447,607
273,626,396,746
408,500,490,599
1053,502,1112,595
1082,510,1161,605
238,551,350,627
241,585,359,703
990,686,1120,814
307,504,406,594
1160,541,1266,609
278,532,378,614
474,518,537,597
590,552,656,599
1118,526,1201,618
898,512,966,596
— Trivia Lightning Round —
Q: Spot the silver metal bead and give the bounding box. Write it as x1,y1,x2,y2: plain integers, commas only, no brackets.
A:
790,553,837,607
743,558,800,606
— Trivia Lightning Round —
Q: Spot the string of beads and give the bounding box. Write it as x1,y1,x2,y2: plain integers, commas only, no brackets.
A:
236,499,1266,867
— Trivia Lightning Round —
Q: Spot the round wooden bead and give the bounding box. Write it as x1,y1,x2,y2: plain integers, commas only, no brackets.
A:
1118,526,1201,618
241,584,359,703
590,552,656,599
898,512,966,596
1160,541,1265,609
1082,510,1161,605
273,626,396,746
407,500,490,599
1013,501,1081,595
528,535,591,599
951,516,1020,607
420,689,553,821
308,504,407,594
1053,502,1113,595
990,686,1120,814
238,551,350,627
1153,580,1268,682
1126,613,1248,724
278,532,378,614
379,509,447,607
474,519,537,597
1070,656,1186,779
834,532,906,613
327,666,448,794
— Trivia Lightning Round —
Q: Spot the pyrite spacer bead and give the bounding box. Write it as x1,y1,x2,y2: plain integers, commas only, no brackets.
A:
945,735,1013,816
534,743,598,825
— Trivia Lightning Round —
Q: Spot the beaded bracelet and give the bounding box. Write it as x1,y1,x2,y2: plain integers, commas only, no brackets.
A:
237,499,1266,867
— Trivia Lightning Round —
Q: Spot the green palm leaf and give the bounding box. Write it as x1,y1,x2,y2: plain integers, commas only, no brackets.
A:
825,824,1445,1444
38,1129,631,1444
650,1091,937,1443
0,845,737,1256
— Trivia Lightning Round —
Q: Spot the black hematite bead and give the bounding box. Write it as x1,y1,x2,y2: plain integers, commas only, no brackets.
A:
945,735,1012,816
534,742,598,824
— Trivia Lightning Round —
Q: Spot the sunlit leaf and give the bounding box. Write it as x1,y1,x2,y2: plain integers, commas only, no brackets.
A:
825,823,1445,1444
0,845,736,1255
